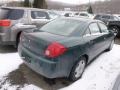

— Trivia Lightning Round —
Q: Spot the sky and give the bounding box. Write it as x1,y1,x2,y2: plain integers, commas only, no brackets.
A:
51,0,105,5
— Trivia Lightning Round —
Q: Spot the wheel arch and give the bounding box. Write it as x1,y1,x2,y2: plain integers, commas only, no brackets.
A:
69,54,89,75
82,54,89,64
68,54,89,81
16,31,22,46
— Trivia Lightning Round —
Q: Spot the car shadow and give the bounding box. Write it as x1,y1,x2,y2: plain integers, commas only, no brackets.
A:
0,45,17,53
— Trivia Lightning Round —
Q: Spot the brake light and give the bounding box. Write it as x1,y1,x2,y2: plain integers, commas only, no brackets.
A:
0,20,11,27
45,42,67,58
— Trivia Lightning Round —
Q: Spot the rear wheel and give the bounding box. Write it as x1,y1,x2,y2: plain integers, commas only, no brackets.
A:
69,57,87,81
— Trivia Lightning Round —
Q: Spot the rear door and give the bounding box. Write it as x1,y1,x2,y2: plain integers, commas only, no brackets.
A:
30,10,50,28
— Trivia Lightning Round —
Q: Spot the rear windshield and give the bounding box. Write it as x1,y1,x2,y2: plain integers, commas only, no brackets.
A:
40,18,86,36
0,8,24,20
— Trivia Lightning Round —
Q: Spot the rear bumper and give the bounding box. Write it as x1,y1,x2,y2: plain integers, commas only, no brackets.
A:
18,44,72,78
0,32,15,45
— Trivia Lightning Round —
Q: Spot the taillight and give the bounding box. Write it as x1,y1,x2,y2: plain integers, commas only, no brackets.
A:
0,20,11,27
45,42,67,58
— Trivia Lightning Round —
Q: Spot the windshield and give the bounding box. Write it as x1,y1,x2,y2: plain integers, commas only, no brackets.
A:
48,11,60,19
40,18,85,36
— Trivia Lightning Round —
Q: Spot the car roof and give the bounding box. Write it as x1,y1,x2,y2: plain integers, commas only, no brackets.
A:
1,6,48,11
96,14,113,16
60,17,101,24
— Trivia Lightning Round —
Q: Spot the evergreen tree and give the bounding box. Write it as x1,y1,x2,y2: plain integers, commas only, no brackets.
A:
87,5,93,14
24,0,30,7
33,0,47,9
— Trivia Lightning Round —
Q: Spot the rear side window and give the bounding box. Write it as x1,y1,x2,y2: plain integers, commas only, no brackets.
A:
89,23,100,34
0,8,24,20
98,23,108,33
31,11,48,19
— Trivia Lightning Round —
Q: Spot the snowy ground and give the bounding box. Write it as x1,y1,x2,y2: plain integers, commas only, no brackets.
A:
0,44,120,90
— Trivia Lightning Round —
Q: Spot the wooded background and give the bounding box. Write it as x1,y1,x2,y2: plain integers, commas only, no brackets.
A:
5,0,120,14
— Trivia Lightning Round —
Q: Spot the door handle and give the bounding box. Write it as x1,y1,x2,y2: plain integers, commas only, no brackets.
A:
89,40,94,44
104,37,106,40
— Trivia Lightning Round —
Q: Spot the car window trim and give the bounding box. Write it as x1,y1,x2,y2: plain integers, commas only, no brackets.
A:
82,24,91,37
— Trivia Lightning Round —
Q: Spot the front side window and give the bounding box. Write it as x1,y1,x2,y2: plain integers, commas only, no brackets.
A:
31,11,48,19
89,23,100,34
98,23,108,33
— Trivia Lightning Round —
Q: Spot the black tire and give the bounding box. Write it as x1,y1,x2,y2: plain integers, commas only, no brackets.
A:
69,57,87,81
107,40,114,51
110,26,120,37
16,32,22,48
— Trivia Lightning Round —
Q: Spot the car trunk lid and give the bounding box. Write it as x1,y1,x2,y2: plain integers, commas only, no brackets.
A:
22,32,68,57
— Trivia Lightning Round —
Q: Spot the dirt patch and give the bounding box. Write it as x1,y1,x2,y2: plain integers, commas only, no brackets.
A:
0,45,17,53
0,64,72,90
0,65,28,89
19,64,72,90
6,67,27,87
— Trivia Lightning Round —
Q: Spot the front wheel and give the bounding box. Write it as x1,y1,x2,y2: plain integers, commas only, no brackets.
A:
110,26,119,34
110,26,120,37
69,57,87,81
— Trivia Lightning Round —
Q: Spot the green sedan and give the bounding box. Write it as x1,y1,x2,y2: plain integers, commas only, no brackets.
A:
18,17,115,81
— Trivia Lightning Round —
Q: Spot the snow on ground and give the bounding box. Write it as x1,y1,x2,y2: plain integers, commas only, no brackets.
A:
0,44,120,90
0,53,23,77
